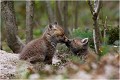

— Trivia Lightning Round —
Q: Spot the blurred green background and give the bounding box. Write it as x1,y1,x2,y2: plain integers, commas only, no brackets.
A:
1,1,119,52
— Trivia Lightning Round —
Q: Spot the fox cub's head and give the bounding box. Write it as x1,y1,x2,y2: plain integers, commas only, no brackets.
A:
44,22,68,43
66,38,88,55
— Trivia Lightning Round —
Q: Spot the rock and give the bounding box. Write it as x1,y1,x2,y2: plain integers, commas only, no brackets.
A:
0,50,19,79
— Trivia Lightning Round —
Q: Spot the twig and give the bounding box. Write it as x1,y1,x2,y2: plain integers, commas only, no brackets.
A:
103,16,107,45
93,29,98,54
93,0,101,15
93,0,102,20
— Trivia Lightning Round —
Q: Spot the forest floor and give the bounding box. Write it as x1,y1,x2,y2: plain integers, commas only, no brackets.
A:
0,49,119,79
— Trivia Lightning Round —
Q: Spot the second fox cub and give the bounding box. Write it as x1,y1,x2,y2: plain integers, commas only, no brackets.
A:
65,38,88,56
19,22,68,64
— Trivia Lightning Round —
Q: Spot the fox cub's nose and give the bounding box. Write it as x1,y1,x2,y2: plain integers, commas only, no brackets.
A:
64,36,69,42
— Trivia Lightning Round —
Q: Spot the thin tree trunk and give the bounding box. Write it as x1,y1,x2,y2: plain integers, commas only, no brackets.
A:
88,0,102,54
74,1,79,29
93,18,101,54
55,1,63,25
45,1,54,23
26,1,34,44
0,35,2,50
1,1,24,53
63,1,69,36
103,16,107,45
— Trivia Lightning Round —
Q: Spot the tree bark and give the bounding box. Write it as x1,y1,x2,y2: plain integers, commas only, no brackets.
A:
1,1,24,53
45,1,54,23
26,1,34,44
93,19,101,54
74,1,79,29
103,16,107,45
63,1,69,36
0,35,2,50
88,0,102,54
55,1,63,25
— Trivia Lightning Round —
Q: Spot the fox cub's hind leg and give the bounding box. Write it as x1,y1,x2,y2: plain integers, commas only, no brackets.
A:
44,55,53,64
29,54,45,64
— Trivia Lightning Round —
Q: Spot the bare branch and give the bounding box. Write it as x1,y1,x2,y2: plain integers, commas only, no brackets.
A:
103,16,107,45
93,29,98,54
88,0,94,15
93,0,102,17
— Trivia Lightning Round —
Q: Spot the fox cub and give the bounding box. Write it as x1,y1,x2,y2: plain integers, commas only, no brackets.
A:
19,22,68,64
65,38,88,56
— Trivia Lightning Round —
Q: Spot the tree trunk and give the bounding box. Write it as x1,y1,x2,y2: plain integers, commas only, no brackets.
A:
0,35,2,50
26,1,34,44
74,1,79,29
63,1,69,36
45,1,54,23
88,0,102,54
1,1,24,53
55,1,63,25
93,18,101,54
93,0,101,54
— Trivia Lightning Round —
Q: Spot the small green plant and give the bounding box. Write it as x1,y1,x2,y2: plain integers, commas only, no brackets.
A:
71,28,93,39
71,28,94,48
99,45,110,57
108,27,119,44
57,44,68,53
68,54,85,64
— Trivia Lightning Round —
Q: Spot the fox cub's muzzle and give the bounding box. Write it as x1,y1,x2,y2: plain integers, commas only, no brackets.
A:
59,35,69,43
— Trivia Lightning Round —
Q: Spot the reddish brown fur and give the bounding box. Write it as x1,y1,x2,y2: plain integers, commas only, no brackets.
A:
65,38,88,56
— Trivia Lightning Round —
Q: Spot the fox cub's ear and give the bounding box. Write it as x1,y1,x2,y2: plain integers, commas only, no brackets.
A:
81,38,88,45
48,24,57,30
48,24,53,29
